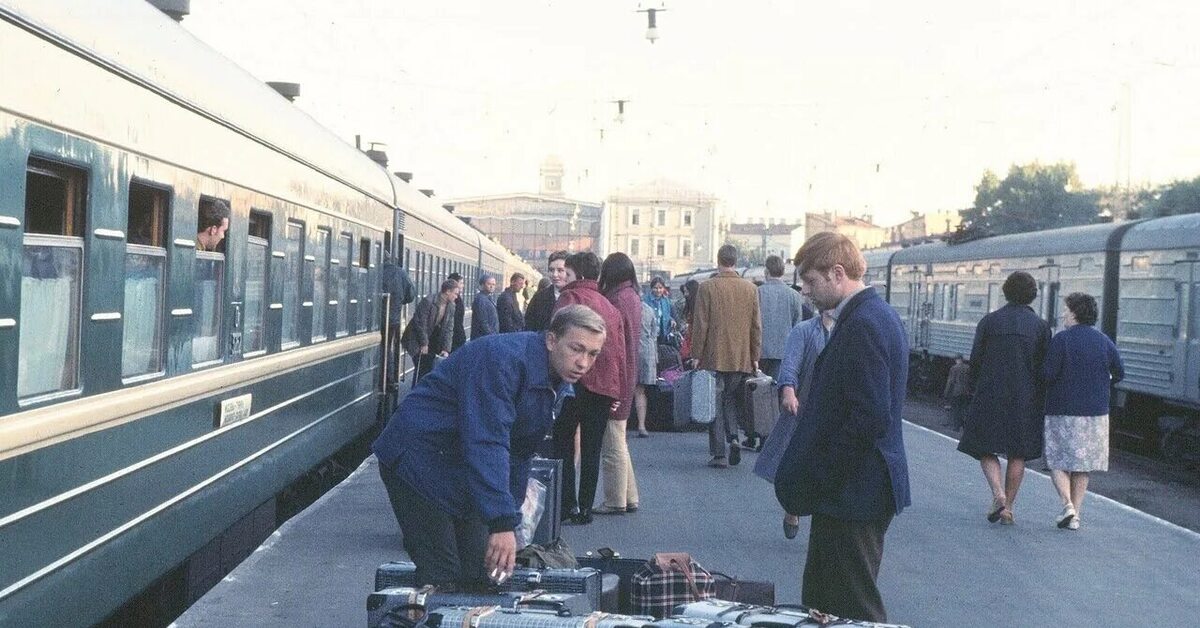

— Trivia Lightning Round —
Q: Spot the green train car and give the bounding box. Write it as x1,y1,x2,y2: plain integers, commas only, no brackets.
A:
0,1,538,624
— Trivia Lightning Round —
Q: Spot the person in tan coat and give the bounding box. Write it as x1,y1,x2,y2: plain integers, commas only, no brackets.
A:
689,244,762,467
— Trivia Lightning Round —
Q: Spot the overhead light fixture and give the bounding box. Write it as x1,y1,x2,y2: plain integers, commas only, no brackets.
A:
637,4,666,43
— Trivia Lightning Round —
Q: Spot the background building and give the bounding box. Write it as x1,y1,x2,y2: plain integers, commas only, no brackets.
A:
446,157,603,271
805,212,888,250
725,218,805,265
603,179,721,279
887,209,963,244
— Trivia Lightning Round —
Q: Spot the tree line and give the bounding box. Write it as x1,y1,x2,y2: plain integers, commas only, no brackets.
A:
955,162,1200,240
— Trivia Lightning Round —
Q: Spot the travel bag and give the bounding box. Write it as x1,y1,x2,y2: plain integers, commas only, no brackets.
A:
645,380,680,432
427,605,657,628
672,370,716,425
527,457,563,546
577,549,650,613
743,374,779,439
630,553,715,618
375,563,605,611
368,587,591,627
672,600,911,628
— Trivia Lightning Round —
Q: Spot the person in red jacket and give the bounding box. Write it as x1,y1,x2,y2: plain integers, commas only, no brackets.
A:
596,252,642,514
551,252,626,525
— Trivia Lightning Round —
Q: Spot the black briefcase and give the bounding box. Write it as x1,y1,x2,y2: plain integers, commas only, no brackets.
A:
375,562,604,611
528,457,563,546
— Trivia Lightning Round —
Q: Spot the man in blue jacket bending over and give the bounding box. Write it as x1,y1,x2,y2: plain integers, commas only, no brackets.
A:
373,304,607,589
774,232,910,623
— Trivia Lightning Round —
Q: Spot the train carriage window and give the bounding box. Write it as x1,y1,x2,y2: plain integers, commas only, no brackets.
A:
18,158,86,400
312,228,330,342
1132,256,1151,271
372,241,382,330
243,212,272,355
358,237,371,332
193,197,229,365
336,233,352,336
282,221,304,347
122,182,169,379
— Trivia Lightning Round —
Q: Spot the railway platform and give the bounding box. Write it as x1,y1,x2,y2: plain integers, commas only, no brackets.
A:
173,415,1200,627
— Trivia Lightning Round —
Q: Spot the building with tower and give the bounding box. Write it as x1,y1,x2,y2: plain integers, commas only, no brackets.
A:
445,156,603,271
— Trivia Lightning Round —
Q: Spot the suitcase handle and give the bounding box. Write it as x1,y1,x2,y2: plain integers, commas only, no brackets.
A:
514,597,573,617
379,603,432,628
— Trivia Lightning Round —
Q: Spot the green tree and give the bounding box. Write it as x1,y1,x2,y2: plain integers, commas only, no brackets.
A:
1129,176,1200,218
960,162,1100,236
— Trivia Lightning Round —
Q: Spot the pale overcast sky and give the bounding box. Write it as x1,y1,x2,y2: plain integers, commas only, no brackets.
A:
182,1,1200,226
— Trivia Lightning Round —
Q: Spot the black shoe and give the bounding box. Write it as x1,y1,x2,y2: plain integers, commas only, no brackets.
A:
565,510,593,525
741,436,758,450
561,507,579,521
783,519,800,540
728,441,741,466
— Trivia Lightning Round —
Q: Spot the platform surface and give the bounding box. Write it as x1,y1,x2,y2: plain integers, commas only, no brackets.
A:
174,418,1200,627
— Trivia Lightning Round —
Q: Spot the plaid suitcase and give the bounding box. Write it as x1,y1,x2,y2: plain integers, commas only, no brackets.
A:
375,563,604,611
528,457,563,546
672,370,716,425
368,587,592,627
630,554,715,619
673,600,911,628
428,606,657,628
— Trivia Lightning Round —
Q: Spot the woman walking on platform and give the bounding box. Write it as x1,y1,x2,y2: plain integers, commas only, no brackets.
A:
596,253,642,515
957,271,1051,525
1043,293,1124,530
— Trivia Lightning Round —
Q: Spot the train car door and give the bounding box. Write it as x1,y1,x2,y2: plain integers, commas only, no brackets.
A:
1040,265,1061,331
906,269,922,348
1186,262,1200,403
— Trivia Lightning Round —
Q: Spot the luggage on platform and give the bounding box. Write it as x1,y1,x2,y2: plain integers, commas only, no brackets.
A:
672,370,716,425
672,600,911,628
645,381,679,432
528,457,563,546
601,574,620,613
427,606,657,628
577,550,650,613
367,587,592,626
743,374,779,438
652,618,736,628
375,563,605,612
657,344,682,373
631,553,715,618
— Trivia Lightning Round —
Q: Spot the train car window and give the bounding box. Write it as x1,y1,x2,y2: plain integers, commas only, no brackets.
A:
956,265,967,275
952,284,963,320
372,240,382,331
989,263,1002,276
312,228,331,342
243,211,272,355
933,284,945,320
122,181,169,379
336,233,352,336
973,265,983,275
384,230,392,258
282,221,304,347
1078,257,1095,270
1131,256,1151,271
193,196,228,365
357,238,370,332
359,238,370,269
18,158,86,401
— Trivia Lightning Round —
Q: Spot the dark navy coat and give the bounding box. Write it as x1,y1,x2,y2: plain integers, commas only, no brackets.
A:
497,288,525,333
372,333,573,532
958,303,1051,460
1044,324,1124,416
774,287,911,521
524,286,557,332
470,292,499,339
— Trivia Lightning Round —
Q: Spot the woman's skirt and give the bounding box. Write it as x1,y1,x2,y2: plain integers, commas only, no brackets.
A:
1043,414,1109,472
637,350,657,386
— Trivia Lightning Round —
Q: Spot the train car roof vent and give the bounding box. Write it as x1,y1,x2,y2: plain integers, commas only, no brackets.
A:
364,142,388,169
394,172,413,183
147,0,190,21
419,189,435,198
266,82,301,102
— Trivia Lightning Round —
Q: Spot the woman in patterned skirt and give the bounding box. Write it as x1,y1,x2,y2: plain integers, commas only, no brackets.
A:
1043,292,1124,530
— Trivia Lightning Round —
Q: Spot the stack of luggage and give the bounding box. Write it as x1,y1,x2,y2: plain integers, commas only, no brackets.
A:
368,559,909,627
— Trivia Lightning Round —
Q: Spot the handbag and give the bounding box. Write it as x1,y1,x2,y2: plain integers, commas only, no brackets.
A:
630,552,714,618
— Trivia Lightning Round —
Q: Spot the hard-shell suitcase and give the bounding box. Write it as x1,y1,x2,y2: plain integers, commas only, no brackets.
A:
375,563,604,611
428,605,657,628
645,382,678,432
652,619,736,628
672,370,716,425
368,587,592,627
528,457,563,545
601,574,620,613
577,551,649,613
743,375,779,438
673,600,910,628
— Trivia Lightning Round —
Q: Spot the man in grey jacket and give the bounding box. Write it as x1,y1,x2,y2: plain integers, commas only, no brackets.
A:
757,255,806,382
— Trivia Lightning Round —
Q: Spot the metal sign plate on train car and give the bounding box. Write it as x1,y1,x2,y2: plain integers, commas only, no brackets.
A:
217,394,253,428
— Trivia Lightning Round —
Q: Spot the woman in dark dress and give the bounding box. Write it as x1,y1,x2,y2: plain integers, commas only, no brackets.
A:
957,271,1051,525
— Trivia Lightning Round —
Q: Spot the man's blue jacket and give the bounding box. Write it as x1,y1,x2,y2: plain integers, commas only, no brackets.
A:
372,332,574,532
774,287,911,520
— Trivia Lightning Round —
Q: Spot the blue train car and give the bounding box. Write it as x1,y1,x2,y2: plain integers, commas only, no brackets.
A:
1112,214,1200,454
0,1,536,624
